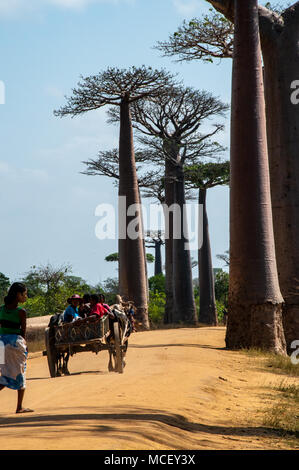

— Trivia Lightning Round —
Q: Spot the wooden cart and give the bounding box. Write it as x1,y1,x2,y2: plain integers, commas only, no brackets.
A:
44,314,129,377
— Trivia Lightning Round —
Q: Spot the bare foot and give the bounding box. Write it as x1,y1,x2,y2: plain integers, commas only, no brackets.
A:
16,408,34,414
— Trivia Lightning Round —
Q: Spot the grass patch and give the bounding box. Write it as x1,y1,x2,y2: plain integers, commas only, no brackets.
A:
241,349,299,443
241,348,299,377
263,380,299,440
26,326,45,353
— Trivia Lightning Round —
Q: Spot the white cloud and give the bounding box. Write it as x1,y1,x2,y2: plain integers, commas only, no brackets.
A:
173,0,201,17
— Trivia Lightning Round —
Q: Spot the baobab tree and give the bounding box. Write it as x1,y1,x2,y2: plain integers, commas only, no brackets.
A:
55,66,173,329
216,250,230,267
128,86,228,324
185,160,230,325
156,10,234,62
228,0,285,352
145,230,165,276
158,1,299,352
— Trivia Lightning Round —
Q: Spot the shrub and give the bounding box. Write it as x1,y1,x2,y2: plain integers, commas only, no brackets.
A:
149,273,165,294
148,291,166,324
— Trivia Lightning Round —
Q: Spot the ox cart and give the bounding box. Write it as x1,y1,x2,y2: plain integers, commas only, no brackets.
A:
44,312,130,377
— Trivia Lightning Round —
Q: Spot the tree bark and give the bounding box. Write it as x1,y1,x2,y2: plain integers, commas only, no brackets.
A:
154,241,163,276
163,157,175,323
172,162,197,324
208,0,299,354
227,0,286,353
118,97,149,329
138,185,149,302
198,188,218,325
262,10,299,353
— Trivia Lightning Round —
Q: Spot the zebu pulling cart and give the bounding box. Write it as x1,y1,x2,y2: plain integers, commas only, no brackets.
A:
44,312,130,377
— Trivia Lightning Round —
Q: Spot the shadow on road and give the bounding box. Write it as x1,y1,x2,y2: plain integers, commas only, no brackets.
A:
130,344,226,351
0,406,282,441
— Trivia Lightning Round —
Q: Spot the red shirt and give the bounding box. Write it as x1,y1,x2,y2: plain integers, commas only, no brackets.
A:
89,303,107,318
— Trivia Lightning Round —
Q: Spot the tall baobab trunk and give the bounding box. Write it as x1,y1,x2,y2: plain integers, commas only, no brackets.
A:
172,162,197,324
227,0,286,353
154,240,163,275
208,0,299,354
118,96,149,329
262,11,299,353
163,158,175,323
198,188,218,325
138,186,149,301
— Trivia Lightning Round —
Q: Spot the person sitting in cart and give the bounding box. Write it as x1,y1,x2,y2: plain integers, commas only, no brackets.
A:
87,294,115,320
72,294,114,325
78,293,91,318
63,294,81,323
99,294,114,317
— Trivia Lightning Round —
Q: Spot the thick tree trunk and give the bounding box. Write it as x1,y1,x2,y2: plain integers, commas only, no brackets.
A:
163,157,175,323
262,12,299,353
208,0,299,354
172,163,197,324
227,0,286,353
198,188,218,325
118,97,149,329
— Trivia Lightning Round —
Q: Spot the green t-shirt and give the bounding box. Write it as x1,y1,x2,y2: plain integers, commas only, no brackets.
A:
0,305,23,335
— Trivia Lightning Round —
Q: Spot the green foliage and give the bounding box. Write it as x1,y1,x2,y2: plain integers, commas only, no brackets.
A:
148,291,166,324
149,273,165,293
0,272,10,303
23,295,46,318
146,253,155,263
185,160,230,190
63,275,93,293
214,269,229,307
216,300,226,324
105,253,119,262
21,272,43,298
21,263,98,317
106,252,154,264
97,278,119,305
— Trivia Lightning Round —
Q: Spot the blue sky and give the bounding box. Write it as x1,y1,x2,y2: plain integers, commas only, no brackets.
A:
0,0,233,286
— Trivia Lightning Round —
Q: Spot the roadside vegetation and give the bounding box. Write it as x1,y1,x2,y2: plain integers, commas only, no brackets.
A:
241,348,299,441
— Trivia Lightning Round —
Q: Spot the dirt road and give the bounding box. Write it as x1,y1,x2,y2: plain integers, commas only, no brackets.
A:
0,327,296,450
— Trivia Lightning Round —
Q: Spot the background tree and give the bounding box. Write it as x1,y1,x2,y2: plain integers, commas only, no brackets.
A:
23,263,71,314
228,0,285,353
156,10,234,62
145,230,165,275
0,273,10,303
55,66,173,329
129,85,228,324
185,160,230,325
216,249,230,267
214,269,229,307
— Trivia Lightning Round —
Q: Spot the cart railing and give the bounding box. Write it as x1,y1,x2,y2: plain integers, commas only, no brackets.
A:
53,315,110,345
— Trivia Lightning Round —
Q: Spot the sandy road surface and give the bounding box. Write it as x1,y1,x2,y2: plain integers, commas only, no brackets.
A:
0,327,297,450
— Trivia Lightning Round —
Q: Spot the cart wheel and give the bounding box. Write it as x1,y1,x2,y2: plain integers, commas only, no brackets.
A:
45,327,57,378
113,322,123,374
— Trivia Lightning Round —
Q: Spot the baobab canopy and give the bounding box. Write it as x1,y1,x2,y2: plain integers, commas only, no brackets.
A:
54,66,174,117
